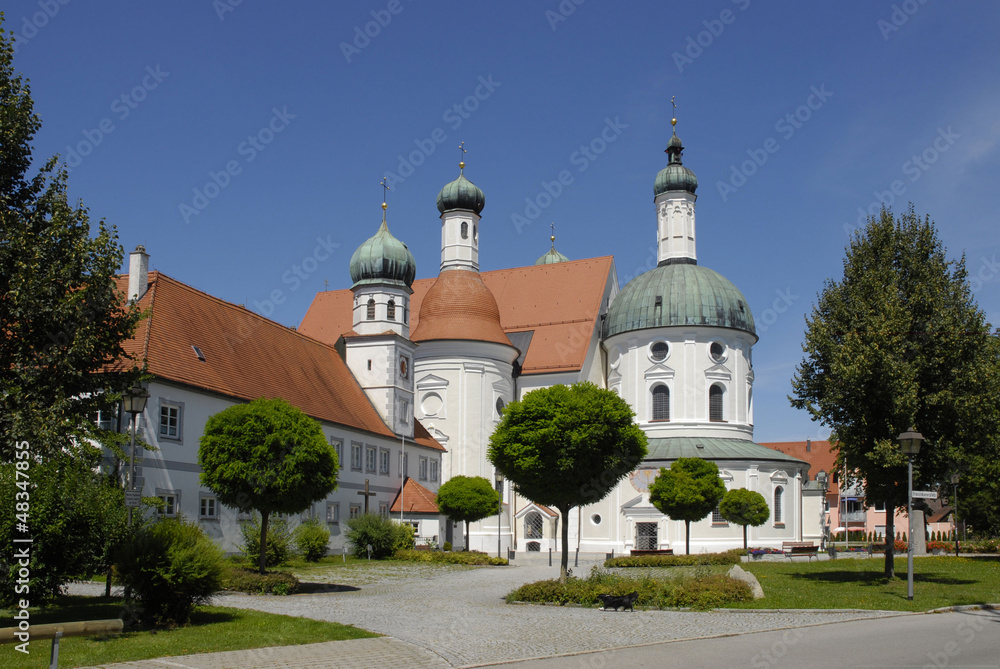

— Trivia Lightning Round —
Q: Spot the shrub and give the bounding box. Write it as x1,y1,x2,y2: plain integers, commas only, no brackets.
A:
604,549,743,568
223,568,300,595
443,541,453,552
394,549,507,565
345,513,413,559
926,540,952,553
115,516,225,626
294,517,331,562
239,514,294,567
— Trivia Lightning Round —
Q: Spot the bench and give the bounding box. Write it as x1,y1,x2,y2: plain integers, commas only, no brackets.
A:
0,618,123,668
629,549,674,556
781,542,819,560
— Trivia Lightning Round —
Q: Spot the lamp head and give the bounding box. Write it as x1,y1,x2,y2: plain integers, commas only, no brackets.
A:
897,426,925,456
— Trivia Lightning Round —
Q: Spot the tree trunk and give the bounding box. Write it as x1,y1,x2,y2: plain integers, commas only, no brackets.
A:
105,567,112,597
559,505,571,582
685,519,691,555
259,510,270,574
465,520,470,552
743,524,748,550
884,504,895,579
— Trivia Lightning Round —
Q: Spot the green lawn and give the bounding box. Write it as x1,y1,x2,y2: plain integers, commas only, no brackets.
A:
734,555,1000,611
0,595,377,669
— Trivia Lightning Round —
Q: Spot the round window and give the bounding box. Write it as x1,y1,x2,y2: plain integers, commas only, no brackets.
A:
591,514,602,525
650,341,669,362
496,397,506,416
709,341,726,363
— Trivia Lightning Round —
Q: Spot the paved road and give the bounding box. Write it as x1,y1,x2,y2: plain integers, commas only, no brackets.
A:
72,554,953,668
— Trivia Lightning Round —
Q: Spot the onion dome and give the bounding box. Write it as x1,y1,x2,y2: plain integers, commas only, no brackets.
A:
605,263,756,338
535,234,569,265
349,209,416,290
436,161,486,215
411,270,514,347
654,118,698,197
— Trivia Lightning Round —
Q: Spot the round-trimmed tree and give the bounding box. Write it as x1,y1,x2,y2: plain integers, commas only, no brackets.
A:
649,458,726,555
488,381,647,581
435,475,499,551
718,488,770,549
199,398,338,573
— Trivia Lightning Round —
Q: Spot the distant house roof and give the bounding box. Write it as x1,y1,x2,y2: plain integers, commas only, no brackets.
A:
300,256,616,376
646,437,808,466
761,440,838,481
115,272,443,451
390,478,439,514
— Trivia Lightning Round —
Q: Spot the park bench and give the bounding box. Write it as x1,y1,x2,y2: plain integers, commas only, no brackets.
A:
0,618,123,668
629,549,674,557
781,541,819,560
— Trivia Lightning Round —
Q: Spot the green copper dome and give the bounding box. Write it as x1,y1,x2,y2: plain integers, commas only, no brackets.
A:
349,218,416,290
535,236,569,265
437,173,485,215
605,263,755,338
654,130,698,197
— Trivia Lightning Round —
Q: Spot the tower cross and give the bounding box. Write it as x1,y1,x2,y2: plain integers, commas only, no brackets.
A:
380,176,390,204
459,141,467,172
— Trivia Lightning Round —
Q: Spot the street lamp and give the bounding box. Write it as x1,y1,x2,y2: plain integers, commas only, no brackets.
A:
495,470,503,559
816,471,829,549
898,426,925,601
950,471,961,558
122,382,149,526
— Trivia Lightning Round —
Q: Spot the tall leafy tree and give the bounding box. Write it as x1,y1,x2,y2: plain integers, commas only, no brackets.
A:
199,398,339,573
489,381,647,581
791,205,1000,577
649,458,726,555
435,475,499,551
0,17,142,460
719,488,770,549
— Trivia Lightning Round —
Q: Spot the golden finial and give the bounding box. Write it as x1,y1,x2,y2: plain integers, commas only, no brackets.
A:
550,222,556,249
459,141,467,173
380,177,389,211
671,96,677,127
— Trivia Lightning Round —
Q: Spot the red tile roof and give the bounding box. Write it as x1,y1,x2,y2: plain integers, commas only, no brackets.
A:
116,272,442,451
300,256,615,375
389,477,439,514
761,440,838,480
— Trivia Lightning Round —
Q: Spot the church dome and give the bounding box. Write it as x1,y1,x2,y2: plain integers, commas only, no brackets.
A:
349,218,416,290
535,235,569,265
654,128,698,196
437,173,485,215
411,270,514,347
605,263,755,338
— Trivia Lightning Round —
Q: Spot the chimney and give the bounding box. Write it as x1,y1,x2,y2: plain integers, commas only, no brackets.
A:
806,438,811,452
128,245,149,303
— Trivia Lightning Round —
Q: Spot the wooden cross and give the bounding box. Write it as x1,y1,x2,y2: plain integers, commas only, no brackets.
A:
357,478,377,514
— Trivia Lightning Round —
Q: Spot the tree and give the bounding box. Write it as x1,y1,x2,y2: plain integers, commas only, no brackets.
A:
199,398,338,573
435,475,499,551
648,458,726,555
719,488,770,549
0,17,142,462
790,205,1000,577
488,381,647,581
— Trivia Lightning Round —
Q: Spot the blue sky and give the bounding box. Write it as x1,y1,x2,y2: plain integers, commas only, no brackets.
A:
7,1,999,442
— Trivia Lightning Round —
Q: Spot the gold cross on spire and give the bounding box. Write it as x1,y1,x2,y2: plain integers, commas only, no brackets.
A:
459,141,467,172
380,176,389,212
550,222,556,248
671,96,677,127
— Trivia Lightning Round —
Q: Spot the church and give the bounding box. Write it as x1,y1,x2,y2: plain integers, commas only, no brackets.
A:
297,113,826,555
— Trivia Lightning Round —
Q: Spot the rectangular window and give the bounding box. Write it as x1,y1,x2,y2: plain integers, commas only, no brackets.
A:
349,503,361,519
379,448,391,475
159,403,181,439
712,504,728,525
96,407,116,431
419,456,428,481
351,442,363,471
874,501,886,512
366,445,377,473
379,502,389,517
199,496,217,520
430,459,439,482
636,522,658,550
326,502,340,524
330,437,343,466
157,493,178,517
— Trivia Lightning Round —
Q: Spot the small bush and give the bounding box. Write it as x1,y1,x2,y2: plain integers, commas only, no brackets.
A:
345,513,413,559
239,514,295,567
223,567,300,595
394,549,508,565
115,516,225,626
604,549,743,568
392,522,416,553
295,517,331,562
443,541,453,551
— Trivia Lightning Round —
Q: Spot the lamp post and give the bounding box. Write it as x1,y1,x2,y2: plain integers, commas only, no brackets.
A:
898,426,925,601
817,471,829,549
122,382,149,527
950,472,961,558
495,471,503,559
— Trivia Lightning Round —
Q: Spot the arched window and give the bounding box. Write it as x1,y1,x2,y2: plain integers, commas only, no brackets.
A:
387,299,395,321
709,384,724,421
651,385,670,421
525,511,543,539
773,486,784,524
366,298,375,320
461,221,469,239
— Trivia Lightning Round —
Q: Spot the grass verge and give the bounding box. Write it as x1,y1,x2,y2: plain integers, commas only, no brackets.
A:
0,595,376,669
